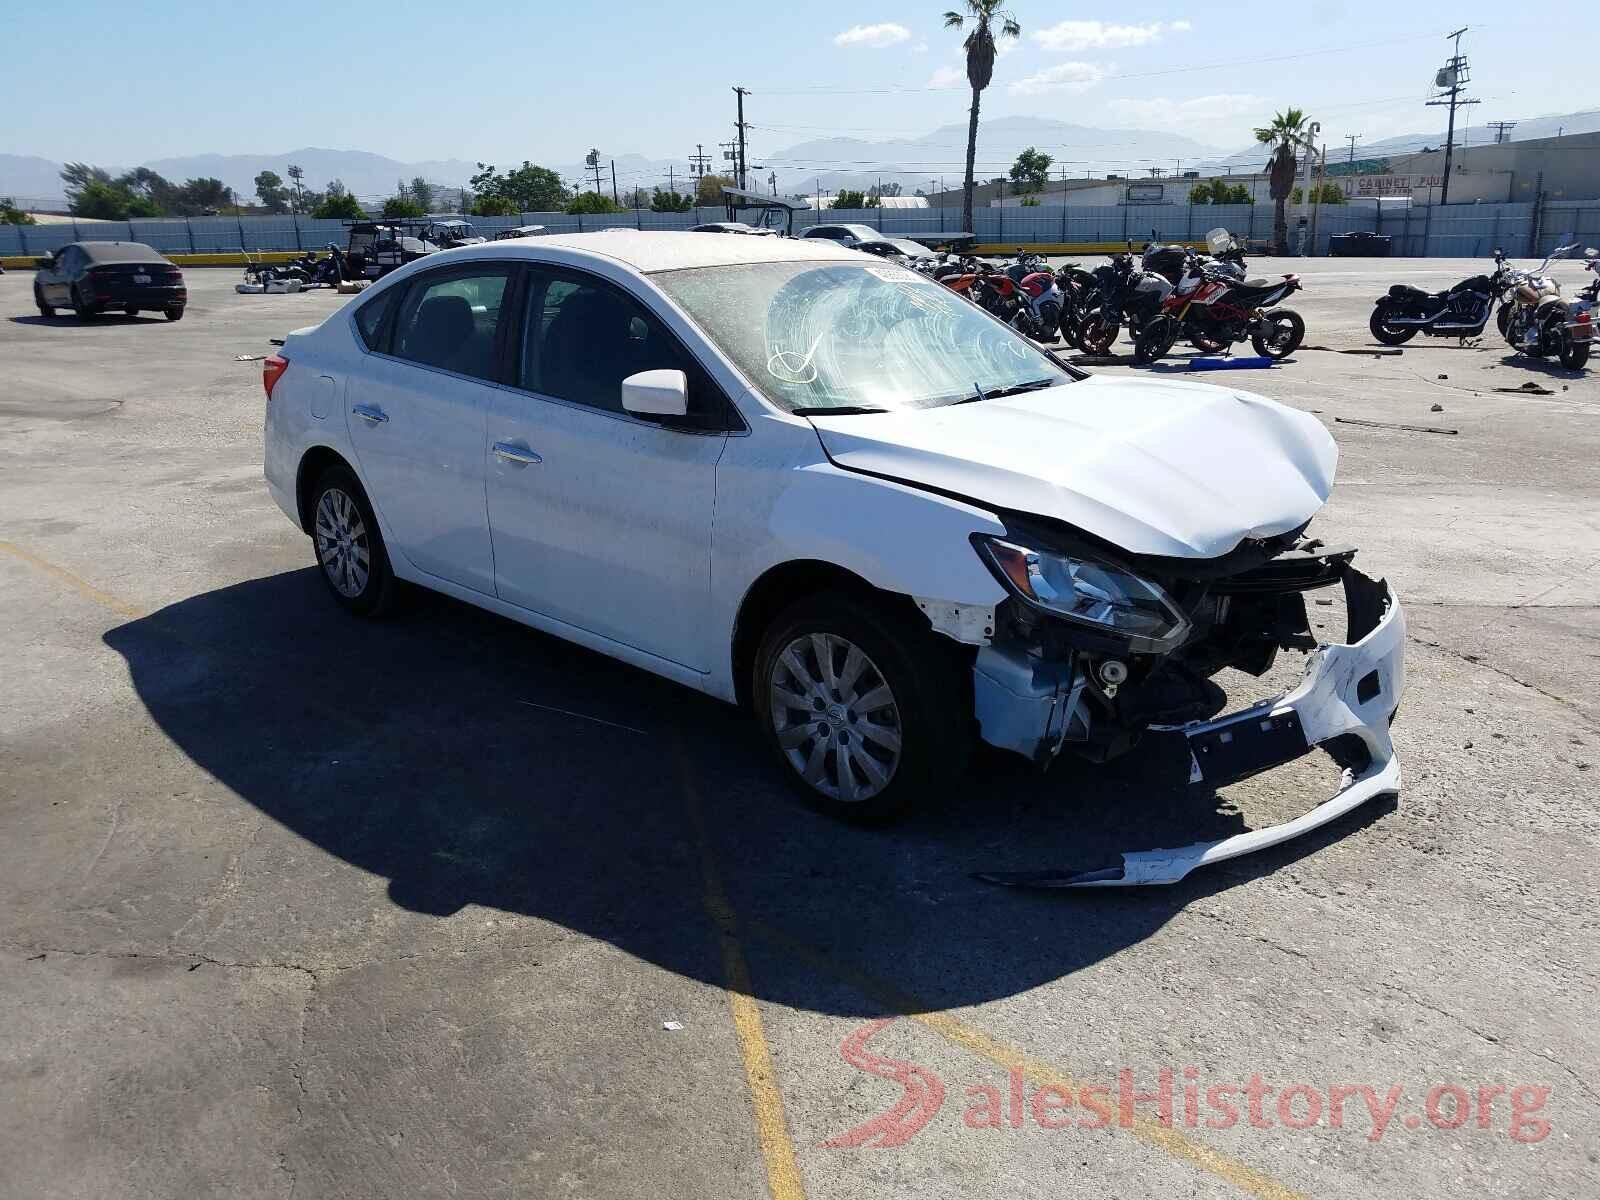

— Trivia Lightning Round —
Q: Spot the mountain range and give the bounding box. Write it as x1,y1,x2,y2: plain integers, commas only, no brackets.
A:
7,108,1599,209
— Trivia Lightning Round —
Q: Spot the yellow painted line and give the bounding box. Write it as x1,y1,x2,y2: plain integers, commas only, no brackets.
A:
0,540,145,620
751,919,1308,1200
2,251,315,269
969,240,1211,256
676,745,806,1200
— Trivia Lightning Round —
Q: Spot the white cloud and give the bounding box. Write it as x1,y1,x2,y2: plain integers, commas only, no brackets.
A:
911,41,929,53
928,64,966,88
1008,62,1111,96
1032,19,1191,52
1108,93,1266,129
834,22,913,49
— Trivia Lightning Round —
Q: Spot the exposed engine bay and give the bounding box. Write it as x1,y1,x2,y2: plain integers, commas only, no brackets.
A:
929,513,1407,886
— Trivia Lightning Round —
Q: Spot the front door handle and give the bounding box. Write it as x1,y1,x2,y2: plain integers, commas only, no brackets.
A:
493,441,543,465
352,404,388,423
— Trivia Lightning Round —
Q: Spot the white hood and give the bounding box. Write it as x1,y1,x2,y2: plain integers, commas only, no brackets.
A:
808,376,1337,559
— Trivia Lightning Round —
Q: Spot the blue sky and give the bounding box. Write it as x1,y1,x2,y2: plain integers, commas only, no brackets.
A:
6,0,1591,172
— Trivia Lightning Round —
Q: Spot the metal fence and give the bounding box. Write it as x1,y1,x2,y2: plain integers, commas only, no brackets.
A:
5,200,1599,258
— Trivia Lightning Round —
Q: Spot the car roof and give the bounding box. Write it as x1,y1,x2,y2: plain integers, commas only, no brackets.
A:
430,230,862,273
72,241,168,264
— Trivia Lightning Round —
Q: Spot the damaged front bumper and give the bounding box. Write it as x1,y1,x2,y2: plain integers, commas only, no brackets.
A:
978,568,1406,888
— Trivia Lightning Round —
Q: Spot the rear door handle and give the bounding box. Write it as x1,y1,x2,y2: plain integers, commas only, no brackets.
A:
352,404,388,423
493,441,543,465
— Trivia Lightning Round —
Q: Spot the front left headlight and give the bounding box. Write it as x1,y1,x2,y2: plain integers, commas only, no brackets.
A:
976,536,1191,651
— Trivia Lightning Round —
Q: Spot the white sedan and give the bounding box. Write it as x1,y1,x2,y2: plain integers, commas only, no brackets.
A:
262,232,1404,886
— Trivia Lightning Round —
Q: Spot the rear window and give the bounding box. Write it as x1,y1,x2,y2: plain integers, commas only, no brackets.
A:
354,286,398,350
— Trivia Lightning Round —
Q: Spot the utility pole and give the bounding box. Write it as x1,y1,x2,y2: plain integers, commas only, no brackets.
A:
768,170,777,196
610,159,618,204
1426,27,1479,207
689,144,711,190
1344,134,1360,168
585,149,604,196
1487,120,1517,144
732,86,750,191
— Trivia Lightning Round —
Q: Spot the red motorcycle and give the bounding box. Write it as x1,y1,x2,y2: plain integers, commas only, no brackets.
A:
1135,252,1305,362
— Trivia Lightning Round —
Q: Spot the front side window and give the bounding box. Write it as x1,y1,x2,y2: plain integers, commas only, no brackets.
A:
653,261,1079,415
519,270,727,426
390,270,508,381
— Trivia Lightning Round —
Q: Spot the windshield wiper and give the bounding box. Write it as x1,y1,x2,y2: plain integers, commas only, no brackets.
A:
954,378,1059,404
791,405,891,416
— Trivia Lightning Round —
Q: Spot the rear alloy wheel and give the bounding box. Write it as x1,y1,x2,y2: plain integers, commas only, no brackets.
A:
753,592,970,824
310,466,398,616
72,285,97,321
1368,307,1417,345
1251,308,1305,359
1132,315,1179,364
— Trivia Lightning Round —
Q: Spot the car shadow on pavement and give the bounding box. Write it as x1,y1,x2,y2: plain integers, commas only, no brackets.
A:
8,314,171,327
103,570,1391,1017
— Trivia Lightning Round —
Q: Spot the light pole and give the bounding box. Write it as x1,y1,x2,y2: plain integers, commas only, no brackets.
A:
1297,121,1321,255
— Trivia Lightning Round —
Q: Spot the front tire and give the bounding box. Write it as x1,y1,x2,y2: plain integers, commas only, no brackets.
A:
752,591,971,824
1368,306,1417,345
309,465,398,617
1251,308,1305,358
1132,315,1178,364
34,285,55,318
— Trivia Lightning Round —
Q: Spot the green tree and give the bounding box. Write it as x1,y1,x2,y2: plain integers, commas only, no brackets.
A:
312,189,364,220
1254,108,1311,254
409,176,435,211
1009,146,1053,193
67,176,160,220
470,161,568,212
118,167,179,212
650,188,693,213
1290,182,1345,205
1188,179,1252,205
173,177,236,215
565,191,624,215
695,173,736,206
255,170,289,213
381,188,427,218
286,164,307,212
1,197,37,224
943,0,1021,233
831,189,868,210
470,193,520,217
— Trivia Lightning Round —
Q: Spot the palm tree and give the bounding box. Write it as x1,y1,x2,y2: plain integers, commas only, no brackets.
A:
1254,108,1310,255
944,1,1020,234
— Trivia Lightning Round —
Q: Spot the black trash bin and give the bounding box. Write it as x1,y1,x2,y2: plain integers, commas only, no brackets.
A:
1329,232,1392,257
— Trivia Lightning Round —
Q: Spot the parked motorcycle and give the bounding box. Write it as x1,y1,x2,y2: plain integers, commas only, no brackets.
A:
1143,228,1248,287
1497,244,1594,369
1135,252,1305,363
1369,251,1514,345
1075,252,1172,360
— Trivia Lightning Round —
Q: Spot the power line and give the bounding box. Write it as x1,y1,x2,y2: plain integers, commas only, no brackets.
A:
1487,120,1517,143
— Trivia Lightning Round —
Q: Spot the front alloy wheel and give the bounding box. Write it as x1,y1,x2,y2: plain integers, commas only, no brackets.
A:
768,633,903,804
753,592,971,823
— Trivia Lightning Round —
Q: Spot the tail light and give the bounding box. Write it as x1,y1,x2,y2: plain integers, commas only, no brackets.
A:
263,355,290,400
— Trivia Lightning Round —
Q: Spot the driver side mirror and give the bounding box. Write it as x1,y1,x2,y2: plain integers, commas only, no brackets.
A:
621,369,688,419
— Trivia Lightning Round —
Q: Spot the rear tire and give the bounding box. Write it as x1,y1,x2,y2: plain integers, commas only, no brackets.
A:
1078,309,1119,354
164,306,184,321
752,591,971,825
71,285,97,321
1561,341,1591,370
1251,308,1305,359
33,285,54,318
1368,306,1417,345
309,465,399,617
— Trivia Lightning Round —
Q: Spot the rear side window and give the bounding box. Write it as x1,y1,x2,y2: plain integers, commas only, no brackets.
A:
391,271,509,381
354,286,397,350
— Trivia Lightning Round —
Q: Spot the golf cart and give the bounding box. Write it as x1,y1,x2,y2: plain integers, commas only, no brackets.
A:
342,219,439,279
721,186,809,237
421,218,486,248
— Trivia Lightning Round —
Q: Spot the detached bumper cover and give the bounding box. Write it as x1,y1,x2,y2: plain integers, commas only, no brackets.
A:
982,569,1405,888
